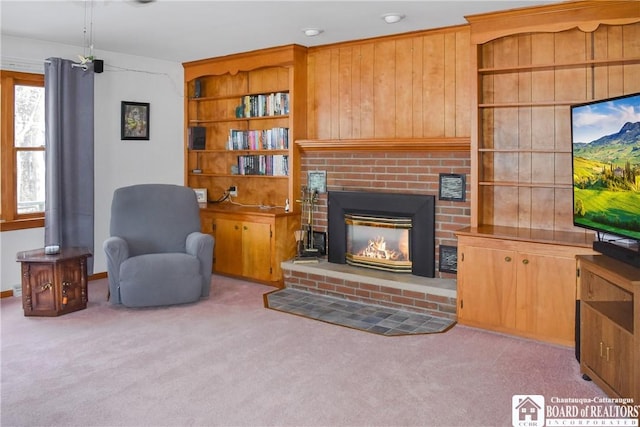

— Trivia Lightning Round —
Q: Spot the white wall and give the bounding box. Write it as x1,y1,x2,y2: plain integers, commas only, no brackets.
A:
0,35,185,292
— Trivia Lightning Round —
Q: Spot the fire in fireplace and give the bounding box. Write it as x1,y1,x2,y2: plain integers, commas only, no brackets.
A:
328,191,435,277
345,214,412,273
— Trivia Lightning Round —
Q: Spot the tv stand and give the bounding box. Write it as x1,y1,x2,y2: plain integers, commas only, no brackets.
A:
593,241,640,269
577,255,639,406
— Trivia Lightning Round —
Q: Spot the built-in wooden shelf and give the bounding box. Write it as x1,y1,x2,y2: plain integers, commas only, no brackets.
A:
478,101,590,108
295,138,470,153
478,182,572,189
478,57,640,74
188,89,289,102
189,115,288,125
188,173,288,178
478,148,572,153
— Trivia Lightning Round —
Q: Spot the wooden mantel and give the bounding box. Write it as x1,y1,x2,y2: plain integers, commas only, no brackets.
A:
295,138,470,153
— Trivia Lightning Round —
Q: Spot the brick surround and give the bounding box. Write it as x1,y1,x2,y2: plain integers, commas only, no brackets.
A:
300,150,471,279
282,261,457,320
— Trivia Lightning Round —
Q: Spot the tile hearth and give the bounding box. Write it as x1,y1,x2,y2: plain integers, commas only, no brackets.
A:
265,288,456,336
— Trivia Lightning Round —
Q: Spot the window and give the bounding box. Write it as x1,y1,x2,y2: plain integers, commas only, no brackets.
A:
1,70,46,231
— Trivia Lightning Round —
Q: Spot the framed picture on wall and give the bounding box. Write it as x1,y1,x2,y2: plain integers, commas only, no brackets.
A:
121,101,150,140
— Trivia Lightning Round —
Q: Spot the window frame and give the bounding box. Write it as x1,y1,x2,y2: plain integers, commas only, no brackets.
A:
1,70,45,231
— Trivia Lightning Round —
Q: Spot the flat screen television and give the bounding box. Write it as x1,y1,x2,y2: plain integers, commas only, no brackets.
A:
571,92,640,268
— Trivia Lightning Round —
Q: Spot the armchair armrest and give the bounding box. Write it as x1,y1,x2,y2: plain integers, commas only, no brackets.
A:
103,236,130,304
186,232,215,297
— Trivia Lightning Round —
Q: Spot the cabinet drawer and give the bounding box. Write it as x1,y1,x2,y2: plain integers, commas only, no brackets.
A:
582,270,633,303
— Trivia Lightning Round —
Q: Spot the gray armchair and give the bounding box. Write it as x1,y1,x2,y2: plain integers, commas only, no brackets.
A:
103,184,214,307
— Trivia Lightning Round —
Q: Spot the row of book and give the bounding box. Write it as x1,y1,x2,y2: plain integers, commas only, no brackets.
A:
239,92,289,118
236,154,289,176
228,127,289,150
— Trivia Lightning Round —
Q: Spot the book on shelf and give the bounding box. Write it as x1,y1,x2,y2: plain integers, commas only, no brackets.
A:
240,92,289,118
228,128,289,150
188,126,206,150
237,154,288,176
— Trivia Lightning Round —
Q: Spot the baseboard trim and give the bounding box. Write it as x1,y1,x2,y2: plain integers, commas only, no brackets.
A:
90,271,107,280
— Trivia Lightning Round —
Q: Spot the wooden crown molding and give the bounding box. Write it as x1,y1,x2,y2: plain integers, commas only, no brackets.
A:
183,44,307,81
466,0,640,45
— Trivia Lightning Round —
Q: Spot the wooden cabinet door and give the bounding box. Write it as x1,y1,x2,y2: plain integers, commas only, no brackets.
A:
24,263,57,314
199,212,216,273
458,245,516,329
600,318,633,397
214,218,243,276
581,304,603,377
57,259,87,313
200,212,216,237
515,253,577,345
581,304,633,397
242,221,272,282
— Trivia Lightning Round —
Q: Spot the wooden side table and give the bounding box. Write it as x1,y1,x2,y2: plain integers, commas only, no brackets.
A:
16,247,92,317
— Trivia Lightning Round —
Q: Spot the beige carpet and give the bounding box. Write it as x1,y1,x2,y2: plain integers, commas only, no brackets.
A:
1,275,605,427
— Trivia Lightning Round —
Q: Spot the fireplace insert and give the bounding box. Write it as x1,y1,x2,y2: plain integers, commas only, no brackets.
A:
328,191,436,277
345,213,412,273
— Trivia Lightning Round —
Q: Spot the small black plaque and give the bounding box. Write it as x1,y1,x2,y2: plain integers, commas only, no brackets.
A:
312,231,327,256
438,173,465,202
439,245,458,274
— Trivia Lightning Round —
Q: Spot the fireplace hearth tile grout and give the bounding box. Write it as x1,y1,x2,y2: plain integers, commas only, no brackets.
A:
264,288,456,336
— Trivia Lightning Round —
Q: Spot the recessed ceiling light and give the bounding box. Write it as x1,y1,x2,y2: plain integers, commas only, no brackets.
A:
382,13,405,24
303,28,323,37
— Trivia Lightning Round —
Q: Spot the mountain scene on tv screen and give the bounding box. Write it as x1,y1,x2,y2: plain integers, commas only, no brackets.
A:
573,121,640,239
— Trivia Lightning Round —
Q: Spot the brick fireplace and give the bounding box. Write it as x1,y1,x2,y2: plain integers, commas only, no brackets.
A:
300,150,471,278
280,150,467,319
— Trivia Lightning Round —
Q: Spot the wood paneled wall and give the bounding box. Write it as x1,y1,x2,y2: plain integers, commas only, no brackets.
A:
302,26,474,278
306,26,471,141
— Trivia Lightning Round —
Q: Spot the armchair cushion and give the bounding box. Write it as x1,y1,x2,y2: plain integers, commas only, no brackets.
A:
119,253,202,307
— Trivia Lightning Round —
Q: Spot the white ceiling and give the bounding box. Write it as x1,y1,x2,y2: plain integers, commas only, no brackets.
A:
1,0,561,64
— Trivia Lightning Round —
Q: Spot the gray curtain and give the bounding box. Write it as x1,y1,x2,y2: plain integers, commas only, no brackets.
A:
44,57,95,274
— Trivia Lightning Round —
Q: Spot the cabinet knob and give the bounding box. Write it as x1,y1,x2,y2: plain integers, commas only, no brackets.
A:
522,259,529,265
58,281,72,306
504,256,512,262
243,226,248,231
234,225,239,230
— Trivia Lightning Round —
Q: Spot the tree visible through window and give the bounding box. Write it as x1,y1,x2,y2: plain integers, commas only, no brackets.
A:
14,84,46,214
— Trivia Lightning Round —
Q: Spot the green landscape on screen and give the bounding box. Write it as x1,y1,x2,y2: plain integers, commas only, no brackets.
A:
573,137,640,240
